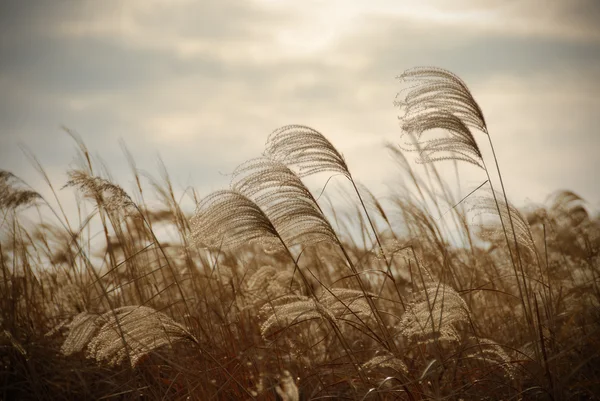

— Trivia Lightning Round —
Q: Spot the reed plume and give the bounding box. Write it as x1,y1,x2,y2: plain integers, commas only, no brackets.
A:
0,170,41,211
401,110,483,168
259,288,373,338
64,170,135,212
463,337,515,380
361,353,408,375
60,306,196,367
190,158,337,251
264,125,350,178
470,191,538,261
59,312,101,356
259,294,323,338
231,157,337,248
400,282,469,343
244,265,304,307
548,190,589,224
189,190,280,251
397,67,486,134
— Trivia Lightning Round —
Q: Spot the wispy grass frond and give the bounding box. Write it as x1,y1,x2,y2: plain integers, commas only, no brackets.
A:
549,190,585,210
231,158,337,247
400,283,469,343
0,170,42,210
471,191,537,259
87,306,195,367
61,306,196,368
361,353,408,375
259,288,373,338
60,312,102,356
244,265,304,307
396,67,486,134
264,125,350,178
401,110,483,168
319,288,373,320
466,337,515,379
548,190,589,224
64,170,135,212
260,295,322,338
189,190,280,251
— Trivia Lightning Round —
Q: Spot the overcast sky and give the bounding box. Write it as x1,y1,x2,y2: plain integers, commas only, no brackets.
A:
1,0,599,217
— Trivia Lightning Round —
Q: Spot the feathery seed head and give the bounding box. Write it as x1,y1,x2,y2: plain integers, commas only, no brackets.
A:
396,67,486,168
265,124,351,178
231,157,337,248
464,337,515,380
362,354,408,375
61,306,196,368
0,170,42,210
470,191,538,259
189,189,280,251
64,170,135,212
397,67,487,133
401,110,483,168
259,288,374,338
244,265,304,307
400,282,469,343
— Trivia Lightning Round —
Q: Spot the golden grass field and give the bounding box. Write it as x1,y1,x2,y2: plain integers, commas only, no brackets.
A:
1,68,599,400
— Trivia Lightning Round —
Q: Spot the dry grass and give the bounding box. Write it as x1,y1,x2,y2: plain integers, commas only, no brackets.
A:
1,68,599,400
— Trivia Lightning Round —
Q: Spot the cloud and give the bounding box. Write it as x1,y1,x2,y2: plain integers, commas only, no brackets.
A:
479,0,600,41
356,0,600,41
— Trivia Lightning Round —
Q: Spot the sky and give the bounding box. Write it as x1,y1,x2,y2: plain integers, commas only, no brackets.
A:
1,0,599,219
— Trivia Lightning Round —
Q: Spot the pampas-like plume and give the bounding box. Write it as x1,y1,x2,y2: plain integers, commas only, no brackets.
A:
244,265,304,307
400,282,469,343
260,288,373,338
259,295,322,337
189,190,280,251
60,312,101,356
231,158,337,248
396,67,485,167
264,125,351,178
401,110,483,168
64,170,135,212
464,337,515,380
470,191,537,259
361,353,408,375
548,190,589,225
60,306,196,367
397,67,487,134
0,170,41,210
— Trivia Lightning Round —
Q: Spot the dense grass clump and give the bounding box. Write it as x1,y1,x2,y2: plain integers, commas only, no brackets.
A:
1,68,599,400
